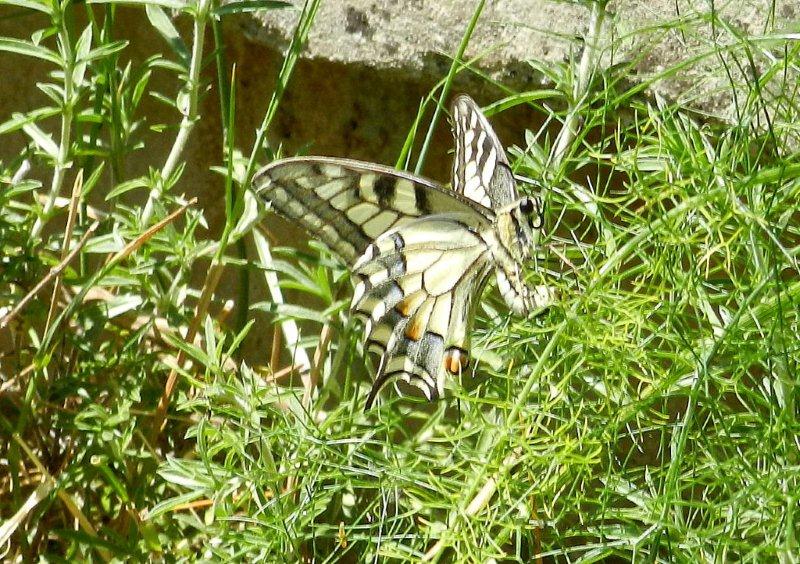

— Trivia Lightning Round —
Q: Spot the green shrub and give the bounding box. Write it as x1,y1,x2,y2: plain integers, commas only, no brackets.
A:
1,0,798,560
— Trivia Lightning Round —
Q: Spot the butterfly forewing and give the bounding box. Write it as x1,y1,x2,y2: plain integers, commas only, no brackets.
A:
254,156,491,264
451,95,518,209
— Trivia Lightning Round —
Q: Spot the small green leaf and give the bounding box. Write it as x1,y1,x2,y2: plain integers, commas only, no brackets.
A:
163,331,213,370
150,90,179,110
482,90,564,116
214,0,293,16
145,491,204,522
84,232,126,254
252,301,327,323
145,4,190,64
106,177,150,200
131,69,152,107
36,82,64,105
81,163,106,198
83,40,129,63
22,122,59,158
72,25,93,87
2,0,52,14
227,320,254,357
203,315,217,361
0,38,61,64
230,189,260,240
87,0,187,8
0,107,60,135
100,294,145,319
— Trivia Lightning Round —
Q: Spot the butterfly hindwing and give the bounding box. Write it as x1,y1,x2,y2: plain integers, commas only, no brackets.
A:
451,95,518,209
351,214,493,407
254,156,491,264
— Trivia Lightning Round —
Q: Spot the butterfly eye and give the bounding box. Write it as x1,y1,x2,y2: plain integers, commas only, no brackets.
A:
520,197,535,215
522,197,544,229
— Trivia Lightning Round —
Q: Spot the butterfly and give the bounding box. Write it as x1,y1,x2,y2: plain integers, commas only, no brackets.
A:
254,95,553,409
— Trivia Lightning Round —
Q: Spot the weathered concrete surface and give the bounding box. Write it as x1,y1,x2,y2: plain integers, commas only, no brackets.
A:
615,1,800,117
242,0,800,120
242,0,588,88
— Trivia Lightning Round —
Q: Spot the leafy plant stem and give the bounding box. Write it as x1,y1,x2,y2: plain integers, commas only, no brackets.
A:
141,0,210,225
0,221,98,330
550,0,608,171
31,8,75,239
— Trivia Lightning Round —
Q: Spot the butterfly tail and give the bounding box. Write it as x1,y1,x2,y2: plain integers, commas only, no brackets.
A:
364,354,393,410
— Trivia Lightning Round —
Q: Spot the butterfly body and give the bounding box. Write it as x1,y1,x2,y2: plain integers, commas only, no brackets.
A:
254,95,552,408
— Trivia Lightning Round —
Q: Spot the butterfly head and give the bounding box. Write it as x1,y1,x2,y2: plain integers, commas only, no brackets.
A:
490,195,551,316
496,195,544,262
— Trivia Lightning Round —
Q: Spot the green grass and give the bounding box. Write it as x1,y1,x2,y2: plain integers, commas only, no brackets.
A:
1,0,799,561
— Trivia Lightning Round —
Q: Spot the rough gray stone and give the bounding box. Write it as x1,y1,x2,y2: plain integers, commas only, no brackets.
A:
243,0,590,87
241,0,800,121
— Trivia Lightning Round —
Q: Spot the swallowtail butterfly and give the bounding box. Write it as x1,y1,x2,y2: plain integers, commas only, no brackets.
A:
255,95,553,408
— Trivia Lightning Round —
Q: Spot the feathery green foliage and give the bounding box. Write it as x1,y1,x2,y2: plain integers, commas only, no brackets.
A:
1,0,798,561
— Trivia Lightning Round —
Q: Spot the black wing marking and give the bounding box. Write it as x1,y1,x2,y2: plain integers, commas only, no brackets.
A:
350,214,493,408
253,156,493,264
451,95,519,210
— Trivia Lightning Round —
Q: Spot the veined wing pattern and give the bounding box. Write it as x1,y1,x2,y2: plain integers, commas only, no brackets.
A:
254,95,551,408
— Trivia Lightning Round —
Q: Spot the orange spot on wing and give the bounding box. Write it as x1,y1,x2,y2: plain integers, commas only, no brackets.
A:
396,295,414,317
404,318,424,341
444,348,469,375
